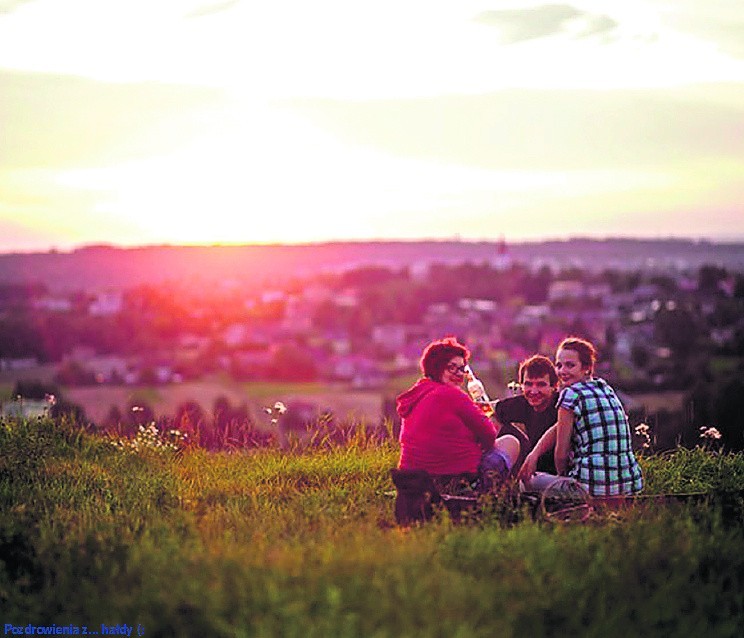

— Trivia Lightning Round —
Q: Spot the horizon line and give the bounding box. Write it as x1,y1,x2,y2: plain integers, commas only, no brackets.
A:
2,234,744,256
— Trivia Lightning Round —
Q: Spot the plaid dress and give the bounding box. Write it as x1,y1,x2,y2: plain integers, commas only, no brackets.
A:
557,378,643,496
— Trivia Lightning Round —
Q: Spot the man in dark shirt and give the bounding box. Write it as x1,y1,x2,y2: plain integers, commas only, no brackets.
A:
494,355,558,475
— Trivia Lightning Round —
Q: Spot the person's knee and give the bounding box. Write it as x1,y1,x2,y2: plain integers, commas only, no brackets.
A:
494,434,520,466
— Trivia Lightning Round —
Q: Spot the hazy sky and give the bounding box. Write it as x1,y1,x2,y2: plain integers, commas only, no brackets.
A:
1,0,743,251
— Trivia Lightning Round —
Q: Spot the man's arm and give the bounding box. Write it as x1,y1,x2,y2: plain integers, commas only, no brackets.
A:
518,423,557,480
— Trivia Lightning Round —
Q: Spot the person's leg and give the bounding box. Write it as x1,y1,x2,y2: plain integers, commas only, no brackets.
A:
493,434,520,469
521,472,560,492
479,434,521,490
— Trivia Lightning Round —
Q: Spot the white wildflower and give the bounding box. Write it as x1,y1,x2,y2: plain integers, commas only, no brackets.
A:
699,426,722,441
633,422,652,450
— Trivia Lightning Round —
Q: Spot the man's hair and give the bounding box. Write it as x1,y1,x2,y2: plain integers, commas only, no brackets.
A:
518,355,558,385
557,336,597,373
420,337,469,381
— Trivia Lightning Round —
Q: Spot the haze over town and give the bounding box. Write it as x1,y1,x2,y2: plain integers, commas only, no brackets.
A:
1,239,742,453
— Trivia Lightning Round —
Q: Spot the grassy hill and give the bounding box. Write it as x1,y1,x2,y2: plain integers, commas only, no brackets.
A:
1,417,743,636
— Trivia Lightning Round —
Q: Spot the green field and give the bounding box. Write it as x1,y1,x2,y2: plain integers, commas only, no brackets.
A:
0,368,395,428
58,378,388,429
1,417,743,637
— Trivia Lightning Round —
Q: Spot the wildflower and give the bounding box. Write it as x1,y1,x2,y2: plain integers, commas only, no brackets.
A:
44,393,57,406
633,422,651,450
699,426,722,441
262,400,288,427
112,421,184,456
507,381,521,395
132,406,144,412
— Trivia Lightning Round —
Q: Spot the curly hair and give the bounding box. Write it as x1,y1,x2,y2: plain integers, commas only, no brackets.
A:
420,337,470,382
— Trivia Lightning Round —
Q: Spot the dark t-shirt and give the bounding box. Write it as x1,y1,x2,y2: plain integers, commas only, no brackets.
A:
494,394,558,474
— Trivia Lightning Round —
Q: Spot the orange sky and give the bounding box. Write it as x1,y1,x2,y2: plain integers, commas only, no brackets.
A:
1,1,743,252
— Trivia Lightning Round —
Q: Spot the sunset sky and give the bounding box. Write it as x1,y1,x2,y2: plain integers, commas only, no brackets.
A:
1,1,743,252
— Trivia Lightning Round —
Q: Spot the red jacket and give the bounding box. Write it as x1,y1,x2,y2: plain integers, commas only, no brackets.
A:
396,378,497,475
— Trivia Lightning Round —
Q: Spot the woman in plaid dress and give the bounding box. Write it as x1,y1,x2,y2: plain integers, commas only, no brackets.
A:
520,337,643,497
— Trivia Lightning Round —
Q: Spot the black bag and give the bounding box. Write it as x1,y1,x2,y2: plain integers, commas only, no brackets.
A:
390,469,479,525
390,469,441,525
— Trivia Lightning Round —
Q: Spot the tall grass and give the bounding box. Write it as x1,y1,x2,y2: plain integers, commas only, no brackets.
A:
641,446,744,493
1,416,743,637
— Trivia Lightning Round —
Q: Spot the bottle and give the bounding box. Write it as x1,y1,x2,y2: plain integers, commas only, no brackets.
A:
465,365,494,417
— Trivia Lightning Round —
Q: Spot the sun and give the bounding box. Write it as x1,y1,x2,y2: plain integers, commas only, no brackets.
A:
53,102,378,245
53,97,518,245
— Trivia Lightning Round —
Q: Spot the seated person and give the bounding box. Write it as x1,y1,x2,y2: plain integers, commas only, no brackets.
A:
396,337,520,491
519,337,644,497
493,355,558,477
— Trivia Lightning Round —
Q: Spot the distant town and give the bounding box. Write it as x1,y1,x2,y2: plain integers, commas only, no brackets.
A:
1,239,743,450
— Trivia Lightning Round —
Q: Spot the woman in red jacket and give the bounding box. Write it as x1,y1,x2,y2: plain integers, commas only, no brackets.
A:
397,337,520,488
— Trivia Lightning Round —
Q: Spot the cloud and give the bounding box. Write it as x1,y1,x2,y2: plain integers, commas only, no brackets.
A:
0,70,223,170
185,0,240,20
673,14,744,58
474,3,617,43
629,1,744,59
0,0,34,15
287,84,744,172
579,14,619,39
712,22,744,58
